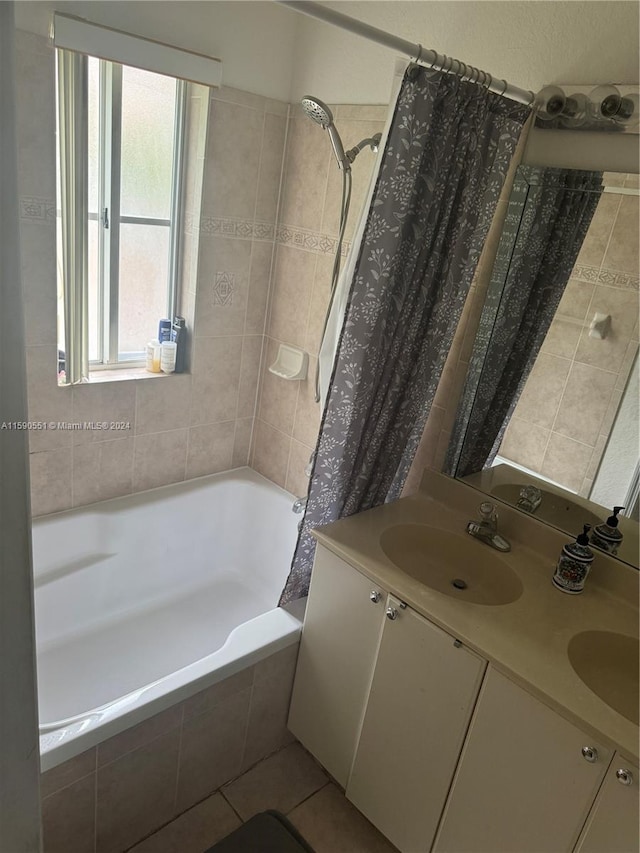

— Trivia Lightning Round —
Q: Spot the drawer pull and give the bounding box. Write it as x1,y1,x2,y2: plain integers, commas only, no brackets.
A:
616,769,633,786
581,746,598,763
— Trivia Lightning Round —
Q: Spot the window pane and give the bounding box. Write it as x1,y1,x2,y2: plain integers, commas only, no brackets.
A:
88,218,100,361
118,222,170,356
120,66,176,219
87,57,100,213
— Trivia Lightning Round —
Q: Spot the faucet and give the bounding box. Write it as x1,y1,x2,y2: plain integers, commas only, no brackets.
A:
517,485,542,513
466,501,511,552
292,496,307,514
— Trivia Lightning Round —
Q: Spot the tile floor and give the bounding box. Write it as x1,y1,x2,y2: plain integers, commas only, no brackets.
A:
128,741,398,853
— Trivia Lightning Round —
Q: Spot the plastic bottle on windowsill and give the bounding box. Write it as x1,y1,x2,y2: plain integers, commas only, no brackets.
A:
145,339,161,373
171,316,186,373
160,341,177,374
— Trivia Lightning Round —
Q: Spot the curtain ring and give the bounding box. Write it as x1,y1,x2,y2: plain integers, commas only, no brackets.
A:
499,78,508,96
485,72,493,92
415,44,424,64
459,61,468,82
479,69,488,88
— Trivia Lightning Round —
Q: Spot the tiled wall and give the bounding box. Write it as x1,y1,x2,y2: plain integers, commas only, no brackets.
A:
498,174,639,496
15,31,287,516
40,644,298,853
250,104,387,496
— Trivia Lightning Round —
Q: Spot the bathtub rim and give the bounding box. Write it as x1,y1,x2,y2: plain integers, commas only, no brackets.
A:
39,600,304,772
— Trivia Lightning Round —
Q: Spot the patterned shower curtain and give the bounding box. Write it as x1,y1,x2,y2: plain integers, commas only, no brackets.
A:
280,65,530,604
448,166,604,478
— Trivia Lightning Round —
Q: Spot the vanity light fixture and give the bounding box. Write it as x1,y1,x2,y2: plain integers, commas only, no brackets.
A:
534,83,640,131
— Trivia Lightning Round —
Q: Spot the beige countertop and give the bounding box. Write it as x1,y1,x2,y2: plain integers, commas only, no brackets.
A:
312,482,640,763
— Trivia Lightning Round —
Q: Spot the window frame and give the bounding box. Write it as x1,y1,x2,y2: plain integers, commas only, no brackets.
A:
58,50,187,374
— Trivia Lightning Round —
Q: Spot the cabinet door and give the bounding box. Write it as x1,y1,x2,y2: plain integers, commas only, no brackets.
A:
287,545,385,787
434,667,613,853
346,596,486,853
574,756,639,853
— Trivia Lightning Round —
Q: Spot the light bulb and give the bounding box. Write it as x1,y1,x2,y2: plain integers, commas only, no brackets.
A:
613,93,640,128
560,93,588,128
535,85,566,120
588,84,622,121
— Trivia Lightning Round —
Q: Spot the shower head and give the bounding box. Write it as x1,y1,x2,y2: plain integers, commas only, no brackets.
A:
301,95,350,172
301,96,334,128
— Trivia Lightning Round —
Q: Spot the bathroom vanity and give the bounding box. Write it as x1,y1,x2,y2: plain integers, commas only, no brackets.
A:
288,473,639,853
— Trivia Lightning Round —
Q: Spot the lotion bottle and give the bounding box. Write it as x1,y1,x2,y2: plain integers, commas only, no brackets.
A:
552,524,594,594
591,506,624,555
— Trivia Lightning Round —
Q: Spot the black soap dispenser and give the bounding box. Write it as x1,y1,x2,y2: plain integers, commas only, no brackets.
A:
552,524,594,594
591,506,624,556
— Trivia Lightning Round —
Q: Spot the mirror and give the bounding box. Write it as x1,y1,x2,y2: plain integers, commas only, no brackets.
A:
448,165,639,568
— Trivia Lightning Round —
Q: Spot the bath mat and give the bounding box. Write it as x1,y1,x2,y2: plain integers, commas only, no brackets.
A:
205,809,315,852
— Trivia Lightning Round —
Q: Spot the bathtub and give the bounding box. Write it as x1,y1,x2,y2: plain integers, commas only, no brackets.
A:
33,467,303,771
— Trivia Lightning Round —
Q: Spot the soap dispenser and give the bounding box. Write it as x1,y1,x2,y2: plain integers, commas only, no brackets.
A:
552,524,594,594
591,506,624,556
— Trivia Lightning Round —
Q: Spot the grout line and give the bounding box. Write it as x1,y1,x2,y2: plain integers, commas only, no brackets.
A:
285,779,333,817
597,192,623,275
173,703,186,814
219,787,246,824
93,764,98,853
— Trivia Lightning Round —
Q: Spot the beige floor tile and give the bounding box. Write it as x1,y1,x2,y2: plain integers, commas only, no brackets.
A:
223,742,328,821
129,793,241,853
289,783,398,853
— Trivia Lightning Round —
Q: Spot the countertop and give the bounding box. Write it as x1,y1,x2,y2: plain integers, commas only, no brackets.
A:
312,487,640,763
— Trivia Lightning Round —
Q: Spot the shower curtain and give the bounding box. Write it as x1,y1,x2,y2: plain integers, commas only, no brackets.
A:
280,64,531,604
448,166,604,478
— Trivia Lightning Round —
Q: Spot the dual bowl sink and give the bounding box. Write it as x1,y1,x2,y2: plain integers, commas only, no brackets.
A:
379,523,639,726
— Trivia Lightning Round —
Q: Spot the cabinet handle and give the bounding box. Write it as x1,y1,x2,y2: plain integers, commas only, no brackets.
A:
581,746,599,763
369,590,382,604
616,769,634,786
385,606,398,621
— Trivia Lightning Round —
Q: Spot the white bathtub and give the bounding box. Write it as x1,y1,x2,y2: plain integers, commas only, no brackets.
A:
33,468,303,770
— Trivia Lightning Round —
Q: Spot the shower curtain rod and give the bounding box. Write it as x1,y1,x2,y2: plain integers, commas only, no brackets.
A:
277,0,535,106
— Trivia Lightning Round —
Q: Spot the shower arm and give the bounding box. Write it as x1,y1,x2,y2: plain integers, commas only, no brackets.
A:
345,133,382,164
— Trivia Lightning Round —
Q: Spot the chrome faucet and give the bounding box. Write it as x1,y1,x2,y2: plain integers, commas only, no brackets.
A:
292,496,307,514
517,485,542,513
466,501,511,552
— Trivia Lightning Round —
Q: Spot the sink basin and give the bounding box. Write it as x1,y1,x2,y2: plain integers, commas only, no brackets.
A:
379,524,523,605
568,631,639,725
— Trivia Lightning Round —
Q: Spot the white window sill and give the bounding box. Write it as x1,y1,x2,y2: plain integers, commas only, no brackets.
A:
59,368,187,386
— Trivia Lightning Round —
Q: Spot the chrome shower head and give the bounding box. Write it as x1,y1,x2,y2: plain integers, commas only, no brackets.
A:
301,96,334,127
301,95,350,171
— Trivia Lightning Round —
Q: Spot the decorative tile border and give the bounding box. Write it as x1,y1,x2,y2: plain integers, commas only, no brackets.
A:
276,224,351,257
191,214,351,257
19,196,57,223
572,264,639,291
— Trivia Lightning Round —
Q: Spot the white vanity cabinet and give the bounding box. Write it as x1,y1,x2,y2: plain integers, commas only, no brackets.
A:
433,667,613,853
574,755,639,853
289,543,636,853
346,595,486,853
287,545,386,787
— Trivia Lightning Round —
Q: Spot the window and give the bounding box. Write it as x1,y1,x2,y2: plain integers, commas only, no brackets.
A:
56,53,186,378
